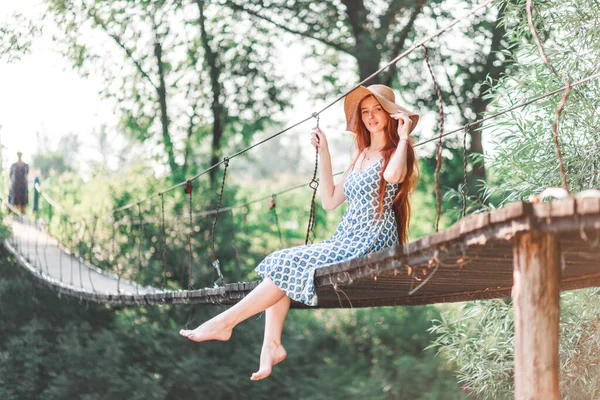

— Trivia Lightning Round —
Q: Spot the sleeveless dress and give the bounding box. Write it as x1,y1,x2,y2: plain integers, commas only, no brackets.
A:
255,158,399,306
9,163,29,206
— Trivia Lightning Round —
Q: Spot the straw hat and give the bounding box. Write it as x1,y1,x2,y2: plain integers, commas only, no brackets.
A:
17,151,23,157
344,84,419,134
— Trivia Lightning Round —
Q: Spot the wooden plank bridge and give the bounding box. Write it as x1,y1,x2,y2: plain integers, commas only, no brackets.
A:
4,195,600,399
7,197,599,308
4,197,600,306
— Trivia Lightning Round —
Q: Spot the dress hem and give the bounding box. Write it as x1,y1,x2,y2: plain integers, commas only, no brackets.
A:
255,268,319,307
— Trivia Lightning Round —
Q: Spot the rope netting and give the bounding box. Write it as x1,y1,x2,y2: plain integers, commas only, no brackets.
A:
2,0,595,301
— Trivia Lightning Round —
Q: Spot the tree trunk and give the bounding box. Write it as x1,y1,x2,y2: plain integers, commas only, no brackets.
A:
356,42,382,83
341,0,381,83
512,231,561,399
196,0,225,186
154,41,178,177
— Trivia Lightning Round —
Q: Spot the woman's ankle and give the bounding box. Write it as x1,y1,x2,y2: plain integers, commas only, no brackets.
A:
262,338,282,347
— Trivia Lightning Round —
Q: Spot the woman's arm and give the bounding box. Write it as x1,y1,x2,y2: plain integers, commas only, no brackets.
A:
383,114,412,184
311,128,352,211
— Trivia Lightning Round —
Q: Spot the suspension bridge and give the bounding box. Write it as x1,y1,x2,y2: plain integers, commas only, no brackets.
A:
5,193,600,308
3,0,600,397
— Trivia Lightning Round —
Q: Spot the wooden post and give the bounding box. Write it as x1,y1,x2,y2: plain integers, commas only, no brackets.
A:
512,231,561,399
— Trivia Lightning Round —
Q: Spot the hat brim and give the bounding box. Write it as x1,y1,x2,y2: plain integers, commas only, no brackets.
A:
344,86,419,134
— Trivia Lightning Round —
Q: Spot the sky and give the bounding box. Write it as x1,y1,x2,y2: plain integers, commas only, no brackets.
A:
0,0,120,173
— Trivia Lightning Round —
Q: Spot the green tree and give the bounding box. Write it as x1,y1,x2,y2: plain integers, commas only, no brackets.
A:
431,0,600,397
33,152,70,179
224,0,513,186
0,242,465,399
0,12,42,63
43,0,294,182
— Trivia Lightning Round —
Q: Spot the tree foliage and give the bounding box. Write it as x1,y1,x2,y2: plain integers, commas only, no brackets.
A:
431,0,600,397
224,0,513,186
43,0,295,181
0,12,42,63
0,216,465,399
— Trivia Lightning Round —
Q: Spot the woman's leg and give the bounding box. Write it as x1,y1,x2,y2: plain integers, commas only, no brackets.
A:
251,296,291,380
179,277,286,342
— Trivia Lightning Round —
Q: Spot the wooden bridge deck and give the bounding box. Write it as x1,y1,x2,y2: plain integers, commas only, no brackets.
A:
314,198,600,308
4,197,600,308
5,217,157,299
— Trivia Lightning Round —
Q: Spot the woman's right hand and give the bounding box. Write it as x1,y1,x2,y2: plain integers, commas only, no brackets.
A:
311,128,330,155
390,112,412,140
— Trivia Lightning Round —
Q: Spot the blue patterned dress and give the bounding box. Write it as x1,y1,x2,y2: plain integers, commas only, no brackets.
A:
255,158,399,306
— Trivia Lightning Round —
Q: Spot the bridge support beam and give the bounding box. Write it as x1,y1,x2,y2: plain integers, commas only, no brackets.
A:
512,231,561,400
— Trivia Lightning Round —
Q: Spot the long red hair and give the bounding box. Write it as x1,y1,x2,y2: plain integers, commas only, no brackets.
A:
351,96,418,244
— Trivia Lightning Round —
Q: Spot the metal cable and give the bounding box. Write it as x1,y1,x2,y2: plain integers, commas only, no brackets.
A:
112,213,121,294
414,71,600,148
305,114,320,245
269,194,284,247
160,193,167,289
315,0,494,116
185,180,194,290
87,216,98,293
137,204,144,294
210,158,229,287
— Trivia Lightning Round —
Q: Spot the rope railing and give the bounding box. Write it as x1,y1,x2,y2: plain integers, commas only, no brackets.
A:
210,158,229,287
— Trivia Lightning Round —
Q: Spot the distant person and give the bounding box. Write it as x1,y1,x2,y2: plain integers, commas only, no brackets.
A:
180,85,420,380
9,151,29,214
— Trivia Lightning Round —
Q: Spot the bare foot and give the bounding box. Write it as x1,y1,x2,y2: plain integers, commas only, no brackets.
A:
250,342,287,381
179,317,232,342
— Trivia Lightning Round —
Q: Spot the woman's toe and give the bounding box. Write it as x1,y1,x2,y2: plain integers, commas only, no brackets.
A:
250,369,269,381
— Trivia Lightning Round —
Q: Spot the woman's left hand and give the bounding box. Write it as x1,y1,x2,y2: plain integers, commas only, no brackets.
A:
390,112,412,137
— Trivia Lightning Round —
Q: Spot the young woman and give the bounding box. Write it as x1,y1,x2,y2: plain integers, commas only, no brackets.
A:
9,152,29,214
180,84,419,380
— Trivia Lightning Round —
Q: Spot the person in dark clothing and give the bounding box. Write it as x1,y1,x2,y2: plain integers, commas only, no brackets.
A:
9,152,29,214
